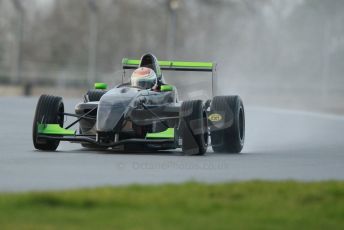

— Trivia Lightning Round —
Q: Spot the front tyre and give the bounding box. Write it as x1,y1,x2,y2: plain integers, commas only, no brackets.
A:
84,90,107,102
180,100,208,155
32,95,64,151
210,96,245,153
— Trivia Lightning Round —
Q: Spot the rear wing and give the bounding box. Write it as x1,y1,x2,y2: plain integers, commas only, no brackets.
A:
122,58,215,72
121,58,217,96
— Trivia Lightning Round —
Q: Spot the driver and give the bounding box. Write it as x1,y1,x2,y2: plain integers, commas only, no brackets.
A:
130,67,158,90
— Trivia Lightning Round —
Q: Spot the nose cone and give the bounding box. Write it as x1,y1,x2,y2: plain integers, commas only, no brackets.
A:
96,87,140,132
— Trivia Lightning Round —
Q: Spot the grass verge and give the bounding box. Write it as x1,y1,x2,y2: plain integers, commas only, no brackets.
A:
0,181,343,230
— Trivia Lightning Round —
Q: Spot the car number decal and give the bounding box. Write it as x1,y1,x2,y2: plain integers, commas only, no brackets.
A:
208,113,223,122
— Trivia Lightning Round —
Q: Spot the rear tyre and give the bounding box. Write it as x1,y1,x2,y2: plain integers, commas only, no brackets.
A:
85,90,107,102
210,96,245,153
32,95,64,151
180,100,208,155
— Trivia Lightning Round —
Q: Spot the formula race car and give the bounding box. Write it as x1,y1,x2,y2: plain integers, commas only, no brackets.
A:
32,54,245,155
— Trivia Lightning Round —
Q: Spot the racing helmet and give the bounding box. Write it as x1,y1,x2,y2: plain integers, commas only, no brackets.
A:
130,67,157,89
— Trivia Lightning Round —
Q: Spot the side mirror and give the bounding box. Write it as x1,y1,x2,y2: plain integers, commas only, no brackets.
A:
94,82,108,90
160,85,173,92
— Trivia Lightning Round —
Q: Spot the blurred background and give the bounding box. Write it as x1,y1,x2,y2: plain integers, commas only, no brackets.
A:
0,0,343,114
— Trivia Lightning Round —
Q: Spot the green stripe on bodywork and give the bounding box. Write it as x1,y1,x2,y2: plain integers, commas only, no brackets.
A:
94,82,108,90
160,85,174,92
38,124,75,136
122,59,213,70
146,128,175,139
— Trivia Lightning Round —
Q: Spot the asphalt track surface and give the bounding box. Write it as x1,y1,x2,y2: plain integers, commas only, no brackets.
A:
0,97,344,191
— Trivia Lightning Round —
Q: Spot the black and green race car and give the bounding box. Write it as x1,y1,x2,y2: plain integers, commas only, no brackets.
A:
32,53,245,155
